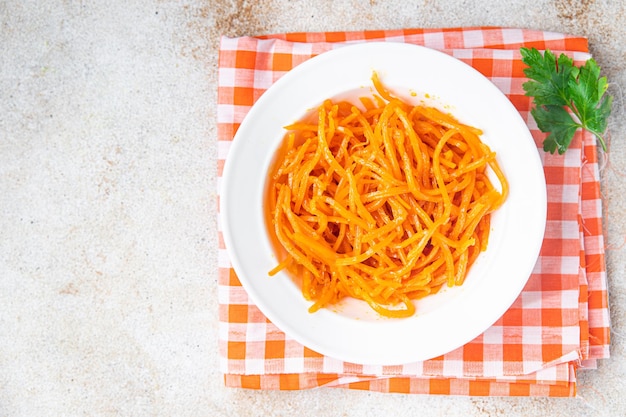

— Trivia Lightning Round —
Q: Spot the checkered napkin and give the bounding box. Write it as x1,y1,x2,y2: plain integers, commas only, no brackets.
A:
216,27,610,396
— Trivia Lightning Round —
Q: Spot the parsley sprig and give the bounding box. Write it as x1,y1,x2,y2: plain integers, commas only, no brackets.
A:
520,47,613,154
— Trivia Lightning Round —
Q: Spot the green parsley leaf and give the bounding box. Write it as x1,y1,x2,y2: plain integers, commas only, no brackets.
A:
531,105,579,154
568,58,613,143
520,47,613,154
520,48,575,107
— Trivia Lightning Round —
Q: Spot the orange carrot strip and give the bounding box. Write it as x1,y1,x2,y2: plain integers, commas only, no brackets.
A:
266,72,508,318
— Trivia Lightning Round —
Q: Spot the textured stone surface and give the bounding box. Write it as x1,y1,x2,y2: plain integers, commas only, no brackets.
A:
1,1,624,416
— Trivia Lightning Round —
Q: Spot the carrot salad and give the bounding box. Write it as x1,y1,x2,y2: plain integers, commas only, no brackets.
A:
266,73,508,318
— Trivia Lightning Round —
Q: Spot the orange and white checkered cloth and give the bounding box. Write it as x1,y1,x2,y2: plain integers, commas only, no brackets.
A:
216,27,610,396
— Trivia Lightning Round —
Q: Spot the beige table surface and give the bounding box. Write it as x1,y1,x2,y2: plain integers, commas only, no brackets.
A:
1,1,625,416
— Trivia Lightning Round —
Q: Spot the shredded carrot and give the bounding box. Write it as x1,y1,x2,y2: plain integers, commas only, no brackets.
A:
266,72,509,318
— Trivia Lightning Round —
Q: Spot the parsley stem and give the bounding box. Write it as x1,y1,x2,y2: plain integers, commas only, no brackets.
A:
569,104,608,152
587,128,608,152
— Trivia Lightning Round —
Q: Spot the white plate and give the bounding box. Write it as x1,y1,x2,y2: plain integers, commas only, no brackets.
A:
220,42,546,365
